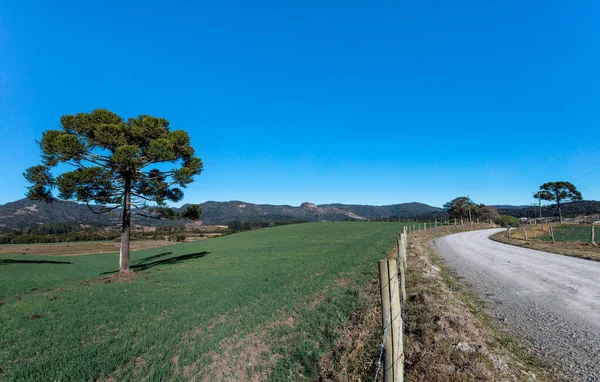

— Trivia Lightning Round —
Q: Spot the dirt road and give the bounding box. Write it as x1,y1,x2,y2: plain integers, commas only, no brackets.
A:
436,228,600,381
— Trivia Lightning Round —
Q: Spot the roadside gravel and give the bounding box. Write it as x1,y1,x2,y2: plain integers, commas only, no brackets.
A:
437,228,600,381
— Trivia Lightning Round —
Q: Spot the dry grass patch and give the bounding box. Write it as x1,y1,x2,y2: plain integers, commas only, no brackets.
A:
200,332,272,382
0,240,181,256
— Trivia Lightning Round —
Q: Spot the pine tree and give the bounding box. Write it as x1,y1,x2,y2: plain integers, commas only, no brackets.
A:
534,181,582,223
24,109,203,272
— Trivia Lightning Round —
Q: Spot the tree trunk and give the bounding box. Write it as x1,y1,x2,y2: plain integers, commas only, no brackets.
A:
557,200,563,224
120,178,131,272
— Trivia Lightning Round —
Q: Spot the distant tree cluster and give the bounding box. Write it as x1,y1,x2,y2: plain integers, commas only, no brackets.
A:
20,222,93,235
0,226,197,245
444,181,586,226
227,219,308,233
443,197,499,224
498,200,600,219
0,231,121,244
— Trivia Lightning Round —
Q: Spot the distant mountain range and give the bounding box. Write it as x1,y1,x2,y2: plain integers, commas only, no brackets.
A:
0,198,448,230
2,198,599,231
188,201,448,224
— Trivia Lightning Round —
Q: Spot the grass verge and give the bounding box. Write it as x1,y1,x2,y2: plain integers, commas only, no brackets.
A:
490,230,600,262
317,224,559,382
404,225,559,381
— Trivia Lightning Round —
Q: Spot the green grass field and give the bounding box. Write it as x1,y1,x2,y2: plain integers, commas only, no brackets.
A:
538,224,594,242
0,221,407,381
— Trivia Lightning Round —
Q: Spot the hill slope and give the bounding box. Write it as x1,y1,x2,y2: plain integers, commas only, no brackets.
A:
497,200,600,219
0,198,448,229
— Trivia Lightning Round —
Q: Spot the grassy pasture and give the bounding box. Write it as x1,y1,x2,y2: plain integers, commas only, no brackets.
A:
510,224,595,243
538,224,594,242
0,240,180,257
0,221,406,381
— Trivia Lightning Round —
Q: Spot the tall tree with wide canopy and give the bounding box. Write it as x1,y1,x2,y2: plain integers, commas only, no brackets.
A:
473,204,500,222
534,181,582,223
443,196,475,225
24,109,203,272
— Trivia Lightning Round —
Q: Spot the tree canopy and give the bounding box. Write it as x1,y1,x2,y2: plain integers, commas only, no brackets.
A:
24,109,203,271
533,181,582,223
443,196,475,221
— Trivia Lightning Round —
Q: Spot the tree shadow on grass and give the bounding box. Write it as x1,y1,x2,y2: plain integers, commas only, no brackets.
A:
135,252,173,264
0,259,72,265
101,251,209,274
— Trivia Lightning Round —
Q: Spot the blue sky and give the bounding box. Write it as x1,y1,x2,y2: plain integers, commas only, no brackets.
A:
1,1,599,208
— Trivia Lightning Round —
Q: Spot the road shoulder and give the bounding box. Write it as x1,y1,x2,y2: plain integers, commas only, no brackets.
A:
490,230,600,262
404,226,557,381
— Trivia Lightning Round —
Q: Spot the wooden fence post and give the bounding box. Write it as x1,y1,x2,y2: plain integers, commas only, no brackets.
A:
523,226,528,241
399,233,407,303
549,226,555,244
507,227,511,239
390,261,403,382
378,259,403,382
592,225,597,247
378,260,393,382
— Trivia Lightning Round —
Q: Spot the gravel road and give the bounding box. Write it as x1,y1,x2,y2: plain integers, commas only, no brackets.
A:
436,228,600,381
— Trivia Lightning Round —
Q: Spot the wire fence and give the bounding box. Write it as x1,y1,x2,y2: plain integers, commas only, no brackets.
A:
509,222,599,246
374,220,499,381
374,226,408,382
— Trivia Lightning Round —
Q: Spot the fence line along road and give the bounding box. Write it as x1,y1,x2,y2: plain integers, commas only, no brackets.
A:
507,222,599,247
375,225,408,382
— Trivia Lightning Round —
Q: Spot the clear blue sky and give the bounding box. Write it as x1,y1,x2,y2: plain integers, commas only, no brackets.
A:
1,1,599,208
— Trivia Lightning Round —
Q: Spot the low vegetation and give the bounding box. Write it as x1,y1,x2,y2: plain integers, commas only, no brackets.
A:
317,224,555,381
1,221,406,381
302,224,559,382
536,224,595,242
0,240,179,258
491,224,600,262
226,219,308,233
497,215,520,228
0,223,228,245
401,226,553,381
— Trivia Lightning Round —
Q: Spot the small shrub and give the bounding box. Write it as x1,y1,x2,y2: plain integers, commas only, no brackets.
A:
496,215,520,228
171,233,187,242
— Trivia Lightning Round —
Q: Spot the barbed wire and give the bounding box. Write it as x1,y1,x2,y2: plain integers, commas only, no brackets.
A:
373,265,399,382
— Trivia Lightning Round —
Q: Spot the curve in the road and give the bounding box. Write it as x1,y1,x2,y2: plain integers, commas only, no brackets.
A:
436,228,600,381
